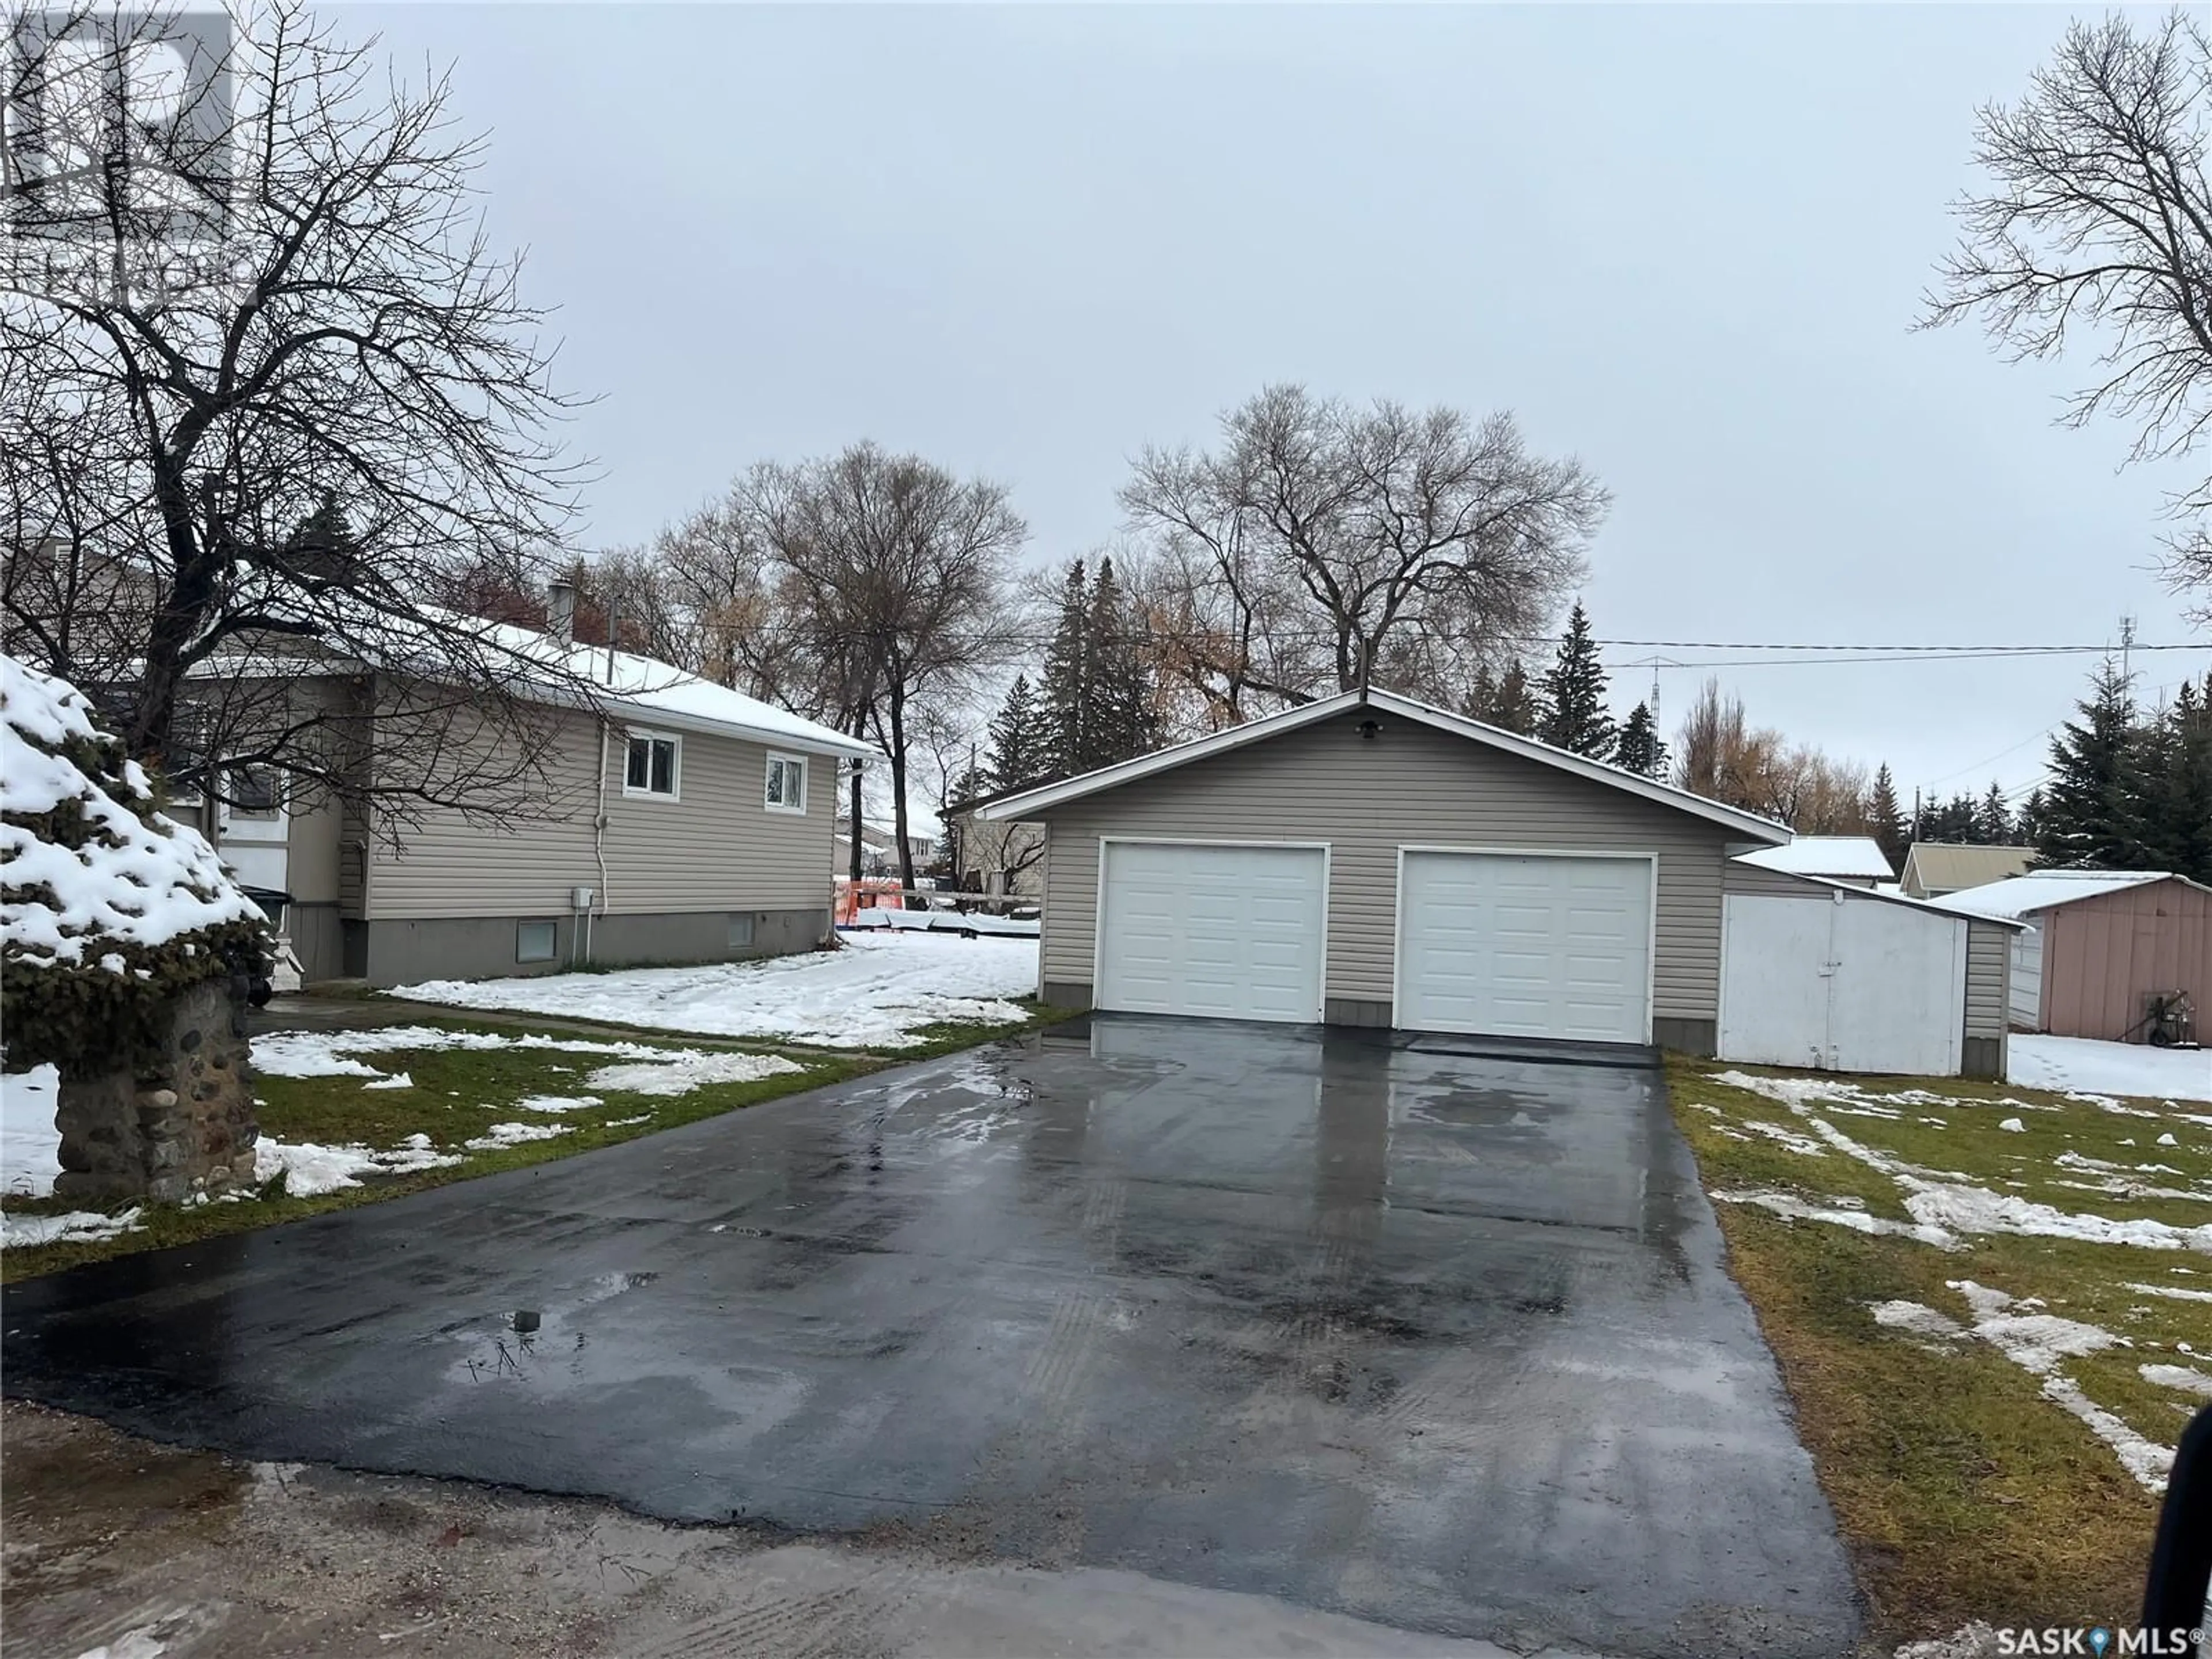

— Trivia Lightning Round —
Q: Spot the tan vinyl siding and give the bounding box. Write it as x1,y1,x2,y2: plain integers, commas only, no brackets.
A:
599,726,834,913
1722,860,1828,901
1964,920,2009,1041
367,712,836,920
1036,708,1737,1021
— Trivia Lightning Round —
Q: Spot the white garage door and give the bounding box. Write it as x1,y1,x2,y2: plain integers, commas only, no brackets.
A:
1396,851,1653,1043
1719,894,1968,1074
1096,841,1327,1022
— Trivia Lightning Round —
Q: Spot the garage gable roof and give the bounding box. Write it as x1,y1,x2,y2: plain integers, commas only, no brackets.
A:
977,688,1792,841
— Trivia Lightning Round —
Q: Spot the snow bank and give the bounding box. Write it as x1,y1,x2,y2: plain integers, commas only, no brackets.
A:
395,931,1037,1048
0,653,262,968
2009,1035,2212,1104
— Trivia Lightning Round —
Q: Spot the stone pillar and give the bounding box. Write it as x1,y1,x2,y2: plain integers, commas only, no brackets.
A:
53,979,260,1205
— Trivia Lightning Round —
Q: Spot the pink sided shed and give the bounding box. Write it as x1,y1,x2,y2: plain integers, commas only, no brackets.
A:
1942,871,2212,1042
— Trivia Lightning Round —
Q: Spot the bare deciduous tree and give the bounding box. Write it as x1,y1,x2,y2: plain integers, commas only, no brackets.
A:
2,2,603,825
1925,10,2212,619
651,445,1023,889
1120,385,1609,716
1672,678,1872,831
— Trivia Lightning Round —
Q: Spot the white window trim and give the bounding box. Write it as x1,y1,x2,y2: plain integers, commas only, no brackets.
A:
765,751,808,815
622,728,683,801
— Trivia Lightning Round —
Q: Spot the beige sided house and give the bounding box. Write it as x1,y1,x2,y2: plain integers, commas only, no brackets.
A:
978,688,1795,1053
1900,842,2038,900
179,636,876,988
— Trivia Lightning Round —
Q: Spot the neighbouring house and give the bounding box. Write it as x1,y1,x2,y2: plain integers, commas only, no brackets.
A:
832,820,935,880
1899,842,2039,900
976,688,1796,1052
1722,855,2018,1078
166,630,878,988
1937,870,2212,1042
1733,835,1895,888
942,789,1046,900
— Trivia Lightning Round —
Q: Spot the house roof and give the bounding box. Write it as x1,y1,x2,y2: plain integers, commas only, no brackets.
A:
1735,835,1895,880
517,633,878,761
193,615,881,762
1900,842,2039,893
975,688,1792,842
1934,869,2203,921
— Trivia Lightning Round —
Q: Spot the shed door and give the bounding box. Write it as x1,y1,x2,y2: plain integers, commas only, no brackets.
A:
1396,851,1653,1043
1096,842,1326,1022
1721,895,1968,1074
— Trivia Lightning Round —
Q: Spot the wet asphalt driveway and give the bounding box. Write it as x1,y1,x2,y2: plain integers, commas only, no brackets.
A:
2,1017,1859,1657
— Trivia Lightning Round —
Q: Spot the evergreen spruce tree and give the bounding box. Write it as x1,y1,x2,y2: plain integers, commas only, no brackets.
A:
1487,661,1542,737
985,674,1050,793
1976,781,2013,844
1084,558,1157,769
1536,601,1616,759
2013,787,2047,848
2039,658,2146,868
1866,764,1907,868
2163,676,2212,884
1461,664,1499,724
1039,560,1090,778
1615,702,1667,779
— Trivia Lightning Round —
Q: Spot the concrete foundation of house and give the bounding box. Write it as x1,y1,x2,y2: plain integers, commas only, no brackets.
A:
338,907,834,988
54,979,259,1205
1039,981,1724,1058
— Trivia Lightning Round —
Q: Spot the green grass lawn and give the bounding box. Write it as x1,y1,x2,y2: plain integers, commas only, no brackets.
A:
1666,1056,2212,1646
2,1003,1076,1285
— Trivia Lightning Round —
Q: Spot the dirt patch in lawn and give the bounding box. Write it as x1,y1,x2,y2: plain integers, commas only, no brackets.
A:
1666,1055,2209,1646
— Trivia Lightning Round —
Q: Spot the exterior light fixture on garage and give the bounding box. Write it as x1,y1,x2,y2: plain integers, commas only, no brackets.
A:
1357,718,1380,741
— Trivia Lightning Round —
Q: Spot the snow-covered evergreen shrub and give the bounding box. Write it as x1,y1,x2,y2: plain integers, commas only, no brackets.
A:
1,653,266,1071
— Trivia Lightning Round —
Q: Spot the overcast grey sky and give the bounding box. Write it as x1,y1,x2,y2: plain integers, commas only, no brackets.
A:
353,3,2211,806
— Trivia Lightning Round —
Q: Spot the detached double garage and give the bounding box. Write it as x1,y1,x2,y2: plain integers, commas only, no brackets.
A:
980,690,2012,1075
1096,839,1656,1044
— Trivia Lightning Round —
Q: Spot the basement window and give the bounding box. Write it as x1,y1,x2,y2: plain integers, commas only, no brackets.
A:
624,730,680,799
516,920,558,963
729,912,755,950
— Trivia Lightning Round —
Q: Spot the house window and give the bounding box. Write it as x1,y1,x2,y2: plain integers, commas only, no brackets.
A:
624,731,680,799
228,764,281,820
516,920,558,963
765,752,806,815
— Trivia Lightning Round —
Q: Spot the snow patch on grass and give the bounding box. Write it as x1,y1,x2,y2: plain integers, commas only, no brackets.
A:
1713,1190,1957,1247
0,1205,143,1248
394,930,1038,1049
581,1051,804,1096
463,1122,569,1151
256,1134,463,1196
516,1094,604,1113
1869,1300,1964,1340
2124,1280,2212,1303
2140,1363,2212,1398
